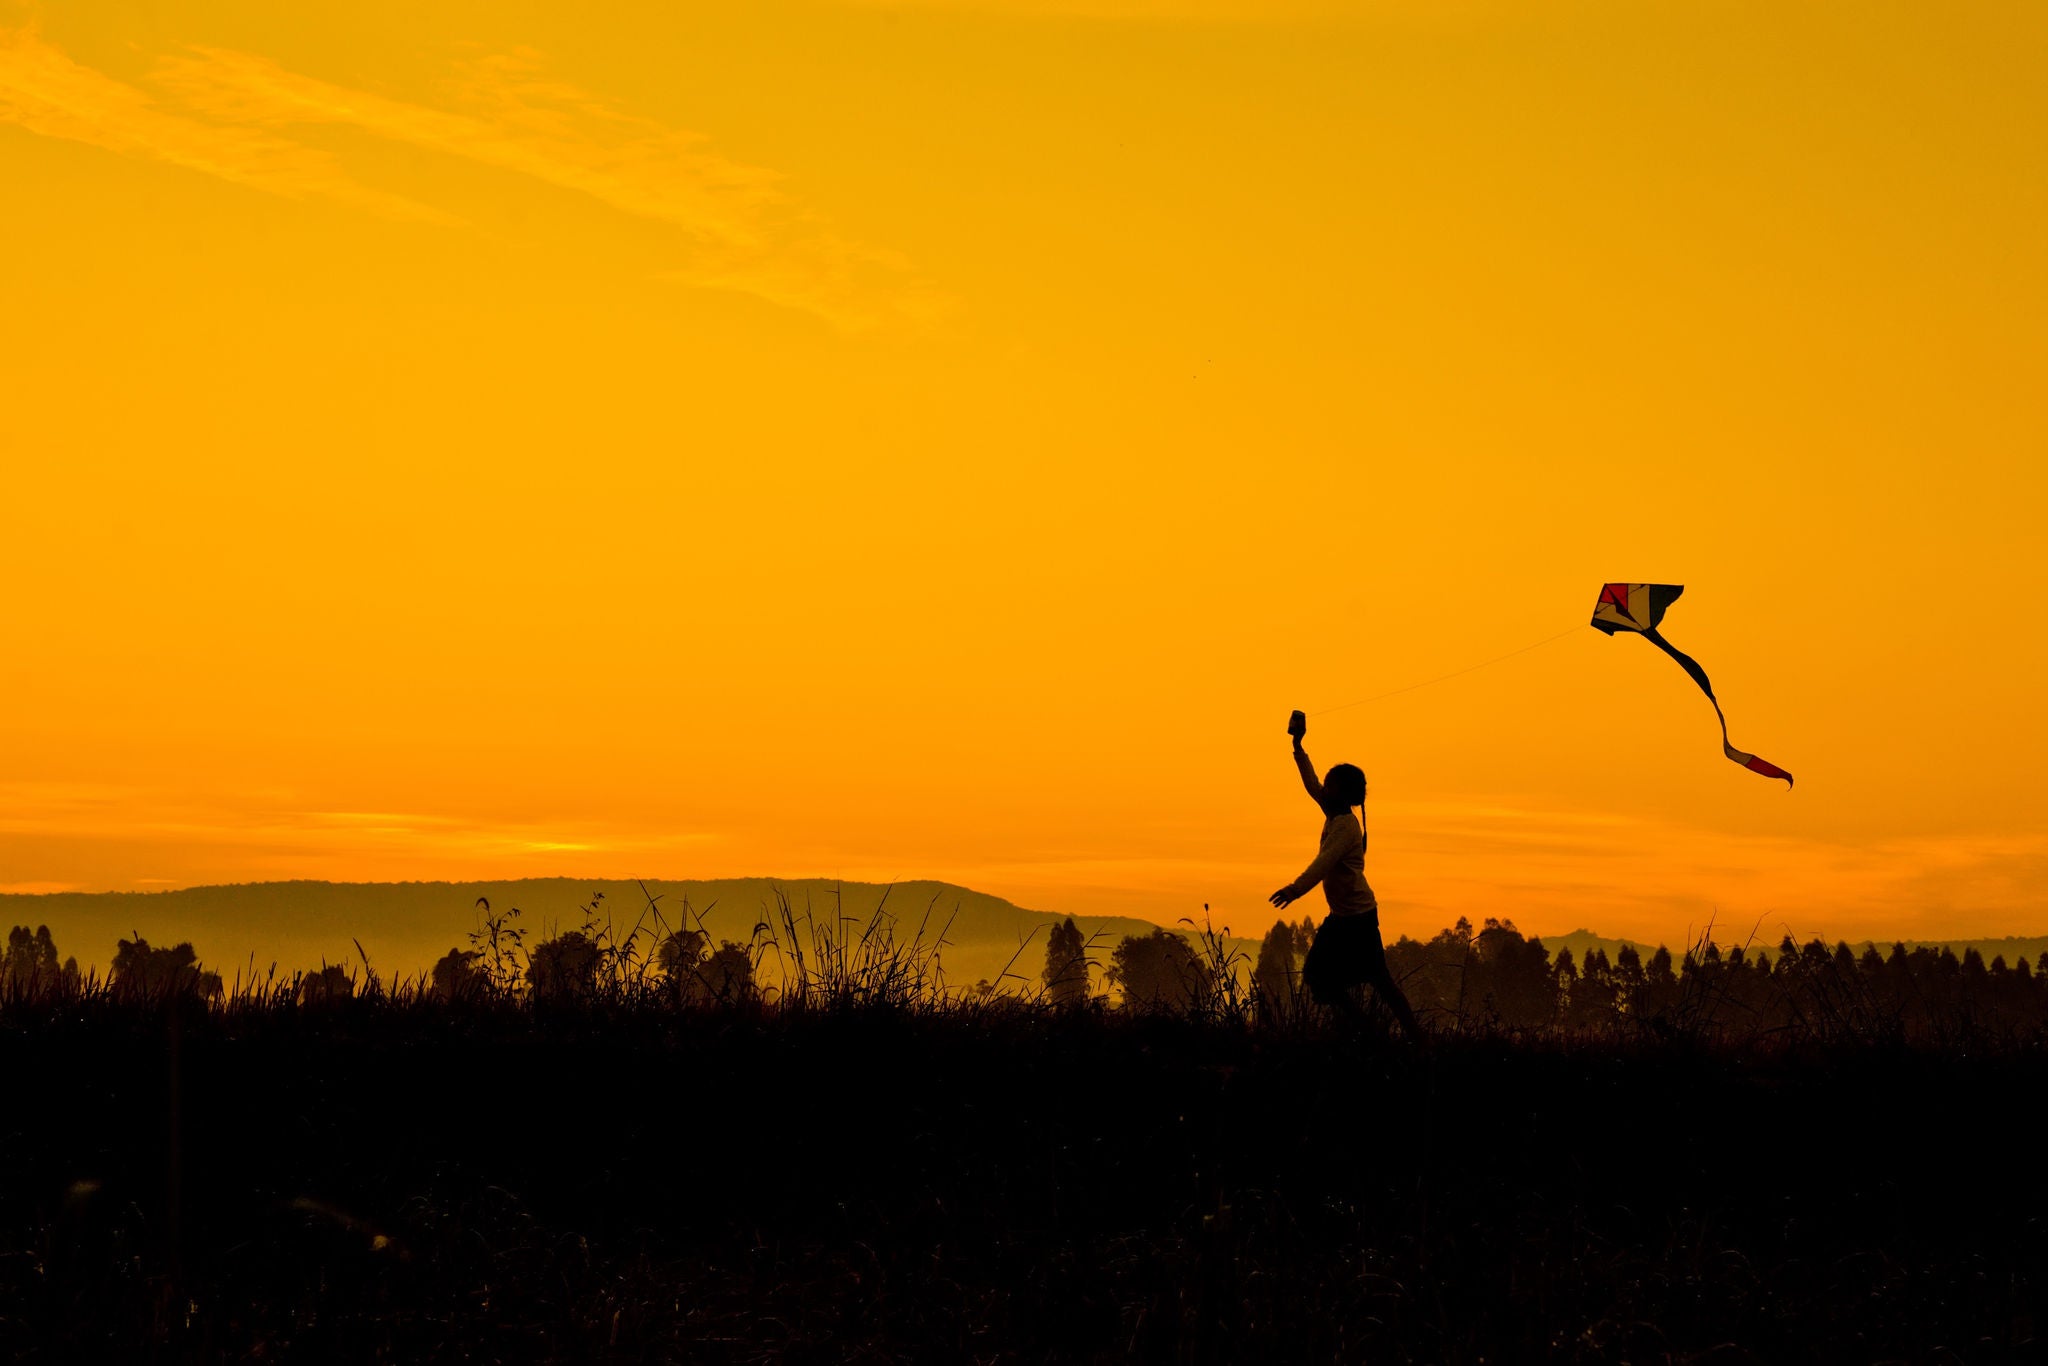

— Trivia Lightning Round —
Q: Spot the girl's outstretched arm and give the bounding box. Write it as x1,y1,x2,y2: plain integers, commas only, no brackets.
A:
1292,736,1326,808
1272,818,1344,907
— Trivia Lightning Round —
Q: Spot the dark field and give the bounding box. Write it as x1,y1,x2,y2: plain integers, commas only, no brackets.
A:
3,997,2044,1364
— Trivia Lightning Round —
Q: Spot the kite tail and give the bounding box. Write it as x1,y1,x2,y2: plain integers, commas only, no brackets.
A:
1641,628,1794,788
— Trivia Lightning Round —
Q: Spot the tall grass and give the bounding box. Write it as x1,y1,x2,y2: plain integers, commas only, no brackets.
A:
1179,905,1253,1023
8,887,2046,1053
756,883,957,1009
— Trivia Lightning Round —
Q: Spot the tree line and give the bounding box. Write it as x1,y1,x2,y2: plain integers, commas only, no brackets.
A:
0,903,759,1007
1048,914,2048,1038
12,904,2048,1039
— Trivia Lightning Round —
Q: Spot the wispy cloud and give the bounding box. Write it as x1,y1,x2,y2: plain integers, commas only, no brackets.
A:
1381,800,2048,944
836,0,1292,17
0,26,943,328
150,47,780,252
0,786,721,890
0,25,448,222
885,801,2048,943
831,0,1504,22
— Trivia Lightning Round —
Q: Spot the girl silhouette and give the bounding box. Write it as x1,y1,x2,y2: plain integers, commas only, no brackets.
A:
1270,711,1422,1040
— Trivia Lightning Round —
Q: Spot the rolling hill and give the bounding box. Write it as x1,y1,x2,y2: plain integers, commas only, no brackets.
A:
0,878,1243,993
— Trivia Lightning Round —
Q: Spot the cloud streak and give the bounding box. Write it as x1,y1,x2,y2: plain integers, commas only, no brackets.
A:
832,0,1528,23
149,47,780,253
1381,800,2048,943
0,27,942,328
837,0,1298,18
0,785,721,891
887,803,2048,943
0,25,447,221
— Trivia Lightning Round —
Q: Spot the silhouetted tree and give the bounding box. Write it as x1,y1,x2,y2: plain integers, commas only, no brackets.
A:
110,936,222,1002
1613,944,1646,1015
1567,948,1617,1028
1467,919,1556,1028
299,964,354,1006
1640,946,1679,1018
3,925,61,994
1552,946,1580,1015
527,930,601,1002
1108,929,1198,1013
2008,957,2041,1018
1252,920,1303,1020
430,947,485,1000
655,929,712,1003
1389,917,1476,1022
656,928,708,974
698,941,757,1004
1043,917,1090,1006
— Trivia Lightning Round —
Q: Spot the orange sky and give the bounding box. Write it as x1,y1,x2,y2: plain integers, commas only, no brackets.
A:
4,0,2045,947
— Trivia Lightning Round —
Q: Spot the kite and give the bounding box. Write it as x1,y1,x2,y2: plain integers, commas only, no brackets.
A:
1591,583,1793,787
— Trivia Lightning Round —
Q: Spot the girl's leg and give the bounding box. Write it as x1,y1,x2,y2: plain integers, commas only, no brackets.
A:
1356,923,1424,1043
1302,923,1370,1024
1365,964,1424,1043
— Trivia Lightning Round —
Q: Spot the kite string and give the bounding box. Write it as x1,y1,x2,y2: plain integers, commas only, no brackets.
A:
1309,624,1583,717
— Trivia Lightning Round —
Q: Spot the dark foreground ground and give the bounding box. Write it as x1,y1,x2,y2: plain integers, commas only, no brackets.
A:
2,1004,2042,1364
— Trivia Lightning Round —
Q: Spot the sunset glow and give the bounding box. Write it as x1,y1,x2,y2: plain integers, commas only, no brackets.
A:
5,0,2045,946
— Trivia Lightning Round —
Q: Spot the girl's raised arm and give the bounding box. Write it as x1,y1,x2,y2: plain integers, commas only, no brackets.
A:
1289,711,1326,808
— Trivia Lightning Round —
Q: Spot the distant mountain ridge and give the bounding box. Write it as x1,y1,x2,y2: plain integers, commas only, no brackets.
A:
8,880,2040,990
0,878,1235,992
